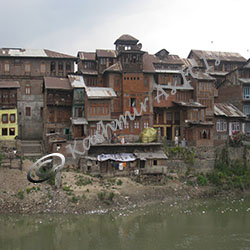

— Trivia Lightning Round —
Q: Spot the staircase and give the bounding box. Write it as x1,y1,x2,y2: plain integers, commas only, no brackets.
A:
21,140,43,158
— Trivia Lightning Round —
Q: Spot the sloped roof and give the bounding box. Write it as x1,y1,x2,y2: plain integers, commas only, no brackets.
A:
103,61,123,73
68,75,86,88
173,101,206,108
0,48,76,59
44,77,72,90
0,81,20,88
77,52,96,60
214,103,246,118
191,71,216,81
182,58,199,68
86,87,116,99
239,78,250,84
188,49,246,62
114,34,139,44
96,49,117,58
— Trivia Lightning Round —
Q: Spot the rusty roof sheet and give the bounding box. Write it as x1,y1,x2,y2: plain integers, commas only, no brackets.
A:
239,78,250,84
68,75,86,88
77,52,96,60
103,61,122,73
114,34,139,44
143,53,157,73
44,77,72,90
86,87,116,99
182,58,199,68
214,103,246,118
0,80,20,88
96,49,117,58
189,50,247,62
0,48,76,59
173,101,206,108
79,69,98,75
191,71,216,81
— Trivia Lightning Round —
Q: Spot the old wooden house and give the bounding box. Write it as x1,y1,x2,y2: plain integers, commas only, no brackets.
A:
0,48,76,140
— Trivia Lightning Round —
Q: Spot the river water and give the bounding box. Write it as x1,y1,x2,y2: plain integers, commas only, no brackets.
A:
1,198,250,250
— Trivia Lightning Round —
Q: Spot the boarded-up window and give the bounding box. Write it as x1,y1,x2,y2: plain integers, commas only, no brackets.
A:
40,63,46,74
49,110,55,122
25,63,31,72
4,63,10,72
2,128,7,136
26,107,31,116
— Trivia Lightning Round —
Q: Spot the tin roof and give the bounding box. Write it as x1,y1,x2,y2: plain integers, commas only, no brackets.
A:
86,87,116,99
0,81,20,88
143,53,157,73
79,69,98,75
44,77,72,90
68,75,86,88
114,34,139,44
77,52,96,60
191,71,216,81
173,101,206,108
134,151,168,160
182,58,199,68
214,103,246,118
188,50,246,62
239,78,250,84
103,61,122,73
208,71,228,76
96,49,117,58
71,117,88,125
0,48,76,59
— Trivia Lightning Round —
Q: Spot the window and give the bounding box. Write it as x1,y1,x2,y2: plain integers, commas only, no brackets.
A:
144,121,149,128
51,62,56,74
244,105,250,115
24,63,31,72
10,114,15,123
64,128,70,135
124,122,129,129
25,85,31,95
4,63,10,72
2,128,7,136
232,122,240,132
167,112,172,123
134,121,139,129
66,62,71,71
243,87,250,99
58,62,63,71
40,63,46,74
100,58,106,65
216,120,227,132
2,114,8,123
26,107,31,116
9,128,15,136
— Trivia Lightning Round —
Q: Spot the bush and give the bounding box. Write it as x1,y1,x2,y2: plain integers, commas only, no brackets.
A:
17,190,24,199
197,175,208,186
117,179,123,186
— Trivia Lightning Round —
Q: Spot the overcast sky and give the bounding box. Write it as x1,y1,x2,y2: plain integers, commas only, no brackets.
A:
1,0,250,59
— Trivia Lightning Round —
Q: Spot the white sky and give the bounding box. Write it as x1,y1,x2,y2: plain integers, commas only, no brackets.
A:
1,0,250,59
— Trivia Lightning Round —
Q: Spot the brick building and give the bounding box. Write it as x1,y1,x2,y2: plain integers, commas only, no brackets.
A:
0,48,76,140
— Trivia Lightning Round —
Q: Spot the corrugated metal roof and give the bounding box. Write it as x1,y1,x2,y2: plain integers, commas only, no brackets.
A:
44,77,72,90
77,52,96,60
68,75,86,88
155,69,181,74
182,58,199,68
208,71,228,76
96,49,117,58
79,69,98,75
134,151,168,160
214,103,246,118
0,81,20,88
103,61,122,73
191,71,216,81
71,117,88,125
156,82,193,91
86,87,116,99
239,78,250,84
173,101,206,108
0,48,76,59
189,50,246,62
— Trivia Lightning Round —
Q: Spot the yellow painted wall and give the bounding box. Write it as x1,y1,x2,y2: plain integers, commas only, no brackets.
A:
0,109,18,140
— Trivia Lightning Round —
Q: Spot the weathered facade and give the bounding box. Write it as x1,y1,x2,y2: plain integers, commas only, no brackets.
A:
0,48,76,139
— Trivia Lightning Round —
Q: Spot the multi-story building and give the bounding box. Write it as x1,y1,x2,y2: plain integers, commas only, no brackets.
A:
0,48,76,140
0,80,20,140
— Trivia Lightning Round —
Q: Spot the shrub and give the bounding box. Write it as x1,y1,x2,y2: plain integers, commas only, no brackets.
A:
17,190,24,200
197,175,208,186
117,179,123,186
